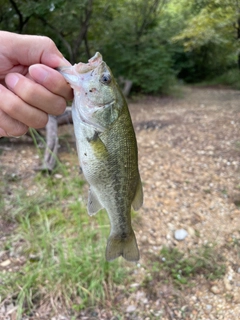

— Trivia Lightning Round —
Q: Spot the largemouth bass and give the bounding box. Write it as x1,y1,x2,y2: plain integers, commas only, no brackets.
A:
58,53,143,262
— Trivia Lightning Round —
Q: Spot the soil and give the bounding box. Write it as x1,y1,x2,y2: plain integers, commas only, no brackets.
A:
0,86,240,319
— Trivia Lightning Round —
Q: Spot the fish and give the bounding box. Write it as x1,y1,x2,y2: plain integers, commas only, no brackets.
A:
58,52,143,262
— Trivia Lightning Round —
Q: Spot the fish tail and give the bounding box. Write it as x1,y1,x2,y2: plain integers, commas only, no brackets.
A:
106,230,140,262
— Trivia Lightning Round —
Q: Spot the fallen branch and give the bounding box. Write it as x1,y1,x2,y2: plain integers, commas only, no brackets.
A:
40,115,59,172
57,107,72,125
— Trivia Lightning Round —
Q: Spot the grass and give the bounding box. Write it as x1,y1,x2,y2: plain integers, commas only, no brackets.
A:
0,132,229,318
143,245,226,290
0,163,126,318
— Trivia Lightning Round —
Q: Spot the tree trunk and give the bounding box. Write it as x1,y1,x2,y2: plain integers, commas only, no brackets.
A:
57,107,72,125
118,77,133,96
72,0,93,61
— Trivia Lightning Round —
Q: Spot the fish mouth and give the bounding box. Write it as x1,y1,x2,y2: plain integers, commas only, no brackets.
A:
75,52,103,74
57,52,103,87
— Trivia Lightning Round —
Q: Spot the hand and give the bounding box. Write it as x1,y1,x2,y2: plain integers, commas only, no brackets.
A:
0,31,73,137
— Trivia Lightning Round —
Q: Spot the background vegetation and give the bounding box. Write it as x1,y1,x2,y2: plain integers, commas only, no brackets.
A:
1,0,240,93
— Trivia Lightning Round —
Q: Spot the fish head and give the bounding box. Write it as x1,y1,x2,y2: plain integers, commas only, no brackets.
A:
79,59,117,107
59,52,124,130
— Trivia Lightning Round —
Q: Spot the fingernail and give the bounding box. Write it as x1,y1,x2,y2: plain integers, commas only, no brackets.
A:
7,133,21,138
0,127,7,137
6,74,19,89
30,65,49,82
60,57,72,67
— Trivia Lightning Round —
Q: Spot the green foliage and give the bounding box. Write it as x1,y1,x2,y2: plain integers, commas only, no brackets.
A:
102,38,176,94
171,0,240,81
0,165,126,316
173,0,238,50
205,68,240,90
96,0,177,93
191,67,240,89
0,0,239,90
132,45,176,93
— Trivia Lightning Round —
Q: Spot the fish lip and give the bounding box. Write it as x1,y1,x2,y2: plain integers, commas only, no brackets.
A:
75,52,103,74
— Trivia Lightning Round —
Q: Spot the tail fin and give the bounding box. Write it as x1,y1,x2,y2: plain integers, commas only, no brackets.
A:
105,230,140,262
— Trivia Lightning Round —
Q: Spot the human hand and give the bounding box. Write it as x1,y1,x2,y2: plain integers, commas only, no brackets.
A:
0,31,73,137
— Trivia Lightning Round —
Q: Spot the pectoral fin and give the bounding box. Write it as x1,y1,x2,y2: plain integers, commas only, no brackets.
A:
87,131,108,159
132,178,143,211
87,188,103,216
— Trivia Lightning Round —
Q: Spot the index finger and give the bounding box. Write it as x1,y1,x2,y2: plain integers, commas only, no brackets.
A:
29,64,73,101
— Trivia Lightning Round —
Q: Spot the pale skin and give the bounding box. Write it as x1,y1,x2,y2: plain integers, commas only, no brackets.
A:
0,31,73,137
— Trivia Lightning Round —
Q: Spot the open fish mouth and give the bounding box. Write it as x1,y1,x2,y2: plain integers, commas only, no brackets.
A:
57,52,103,85
75,52,103,74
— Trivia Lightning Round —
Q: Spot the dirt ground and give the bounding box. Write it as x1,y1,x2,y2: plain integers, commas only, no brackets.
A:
130,86,240,319
0,86,240,319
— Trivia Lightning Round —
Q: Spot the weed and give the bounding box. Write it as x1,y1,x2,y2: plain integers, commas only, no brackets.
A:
203,189,211,194
231,233,240,248
221,189,228,196
235,141,240,150
0,164,126,318
0,181,4,213
143,245,226,289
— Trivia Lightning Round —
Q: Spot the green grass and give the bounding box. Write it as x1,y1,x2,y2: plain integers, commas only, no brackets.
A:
0,135,230,318
0,165,126,318
143,245,226,289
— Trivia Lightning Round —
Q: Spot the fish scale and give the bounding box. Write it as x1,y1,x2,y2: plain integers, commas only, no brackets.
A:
58,52,143,262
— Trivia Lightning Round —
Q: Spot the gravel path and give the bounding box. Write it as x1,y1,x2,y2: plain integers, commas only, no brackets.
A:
128,86,240,319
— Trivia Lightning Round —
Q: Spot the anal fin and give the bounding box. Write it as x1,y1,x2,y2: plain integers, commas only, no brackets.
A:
132,178,143,211
87,187,103,216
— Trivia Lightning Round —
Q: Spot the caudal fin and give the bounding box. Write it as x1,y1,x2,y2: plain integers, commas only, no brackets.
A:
105,231,140,262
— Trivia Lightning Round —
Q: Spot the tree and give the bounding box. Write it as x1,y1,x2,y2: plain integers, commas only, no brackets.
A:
1,0,95,63
172,0,240,78
92,0,176,93
0,0,182,169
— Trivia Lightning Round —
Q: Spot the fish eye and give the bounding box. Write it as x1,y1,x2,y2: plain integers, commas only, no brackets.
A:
100,73,111,85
